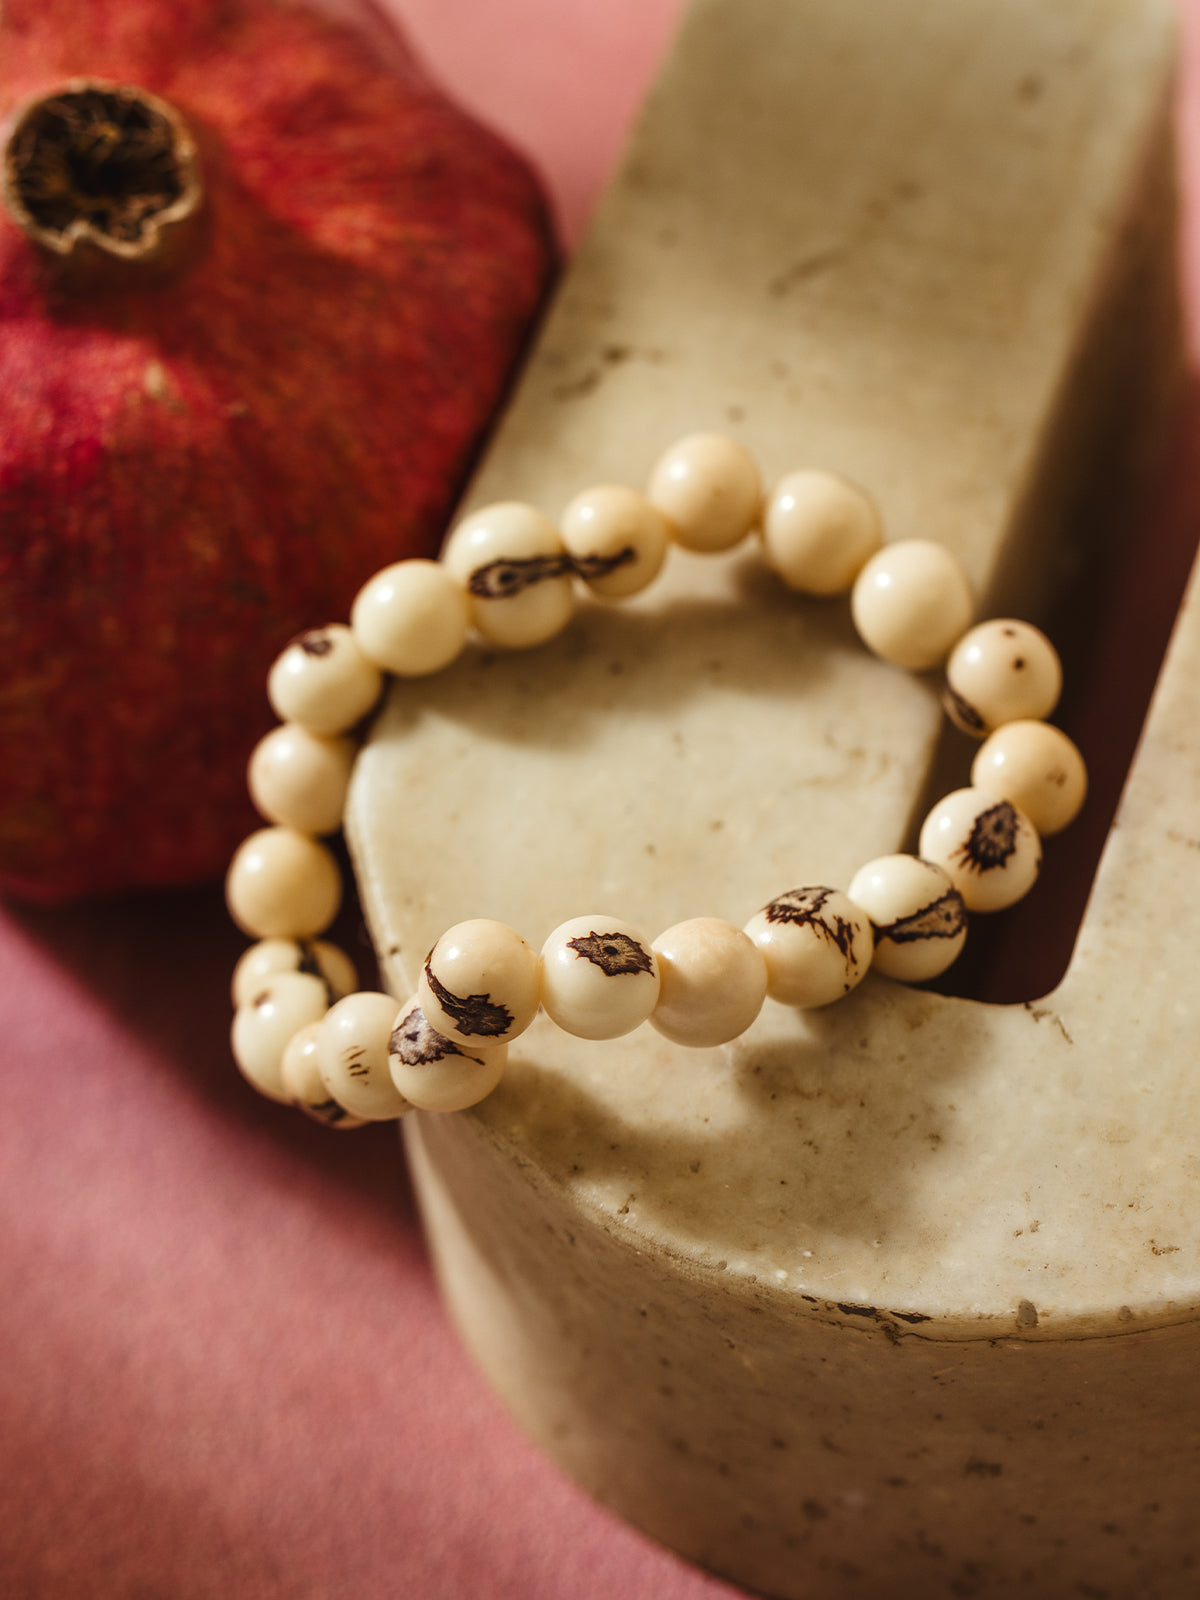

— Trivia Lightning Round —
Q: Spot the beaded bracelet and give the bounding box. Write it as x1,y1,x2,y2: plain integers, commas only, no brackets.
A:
225,433,1088,1130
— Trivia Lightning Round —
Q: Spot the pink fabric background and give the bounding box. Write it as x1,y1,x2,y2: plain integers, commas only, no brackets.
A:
3,2,1200,1596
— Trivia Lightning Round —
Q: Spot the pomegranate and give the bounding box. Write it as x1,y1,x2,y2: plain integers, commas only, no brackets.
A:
0,0,554,901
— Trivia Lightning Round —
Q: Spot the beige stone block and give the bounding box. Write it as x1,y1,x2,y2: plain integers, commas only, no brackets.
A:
348,0,1189,1591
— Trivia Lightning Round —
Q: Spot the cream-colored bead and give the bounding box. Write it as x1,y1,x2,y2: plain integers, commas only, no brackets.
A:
418,919,540,1047
649,918,766,1046
280,1022,369,1128
646,433,761,553
850,540,974,671
350,558,470,676
387,996,507,1112
225,826,342,939
266,623,383,735
971,719,1087,836
231,971,329,1102
918,786,1041,913
846,855,968,982
540,914,660,1040
761,471,884,597
247,723,355,835
743,887,874,1008
441,502,574,649
559,484,670,599
231,937,358,1008
943,618,1062,735
316,991,411,1121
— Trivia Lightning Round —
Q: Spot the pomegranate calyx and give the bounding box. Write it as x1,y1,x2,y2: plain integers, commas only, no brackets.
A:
2,79,202,263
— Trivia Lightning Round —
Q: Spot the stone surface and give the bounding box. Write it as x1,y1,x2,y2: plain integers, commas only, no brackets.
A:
348,0,1189,1592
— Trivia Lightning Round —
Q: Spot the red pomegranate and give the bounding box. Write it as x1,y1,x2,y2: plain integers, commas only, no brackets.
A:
0,0,554,901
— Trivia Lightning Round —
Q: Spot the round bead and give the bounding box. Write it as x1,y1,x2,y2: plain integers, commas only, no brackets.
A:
559,484,670,599
387,996,507,1112
918,787,1041,913
761,470,884,596
441,502,574,649
266,623,382,735
646,433,761,553
943,618,1062,735
231,937,358,1008
649,918,766,1046
280,1022,368,1128
231,971,329,1102
540,915,660,1040
418,919,540,1047
850,540,974,671
846,855,968,982
971,719,1087,836
247,723,355,835
316,992,411,1121
225,827,342,940
350,558,470,676
743,887,874,1008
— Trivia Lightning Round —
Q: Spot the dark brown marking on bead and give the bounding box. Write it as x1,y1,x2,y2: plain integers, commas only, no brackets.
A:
345,1044,370,1078
468,553,572,599
296,942,320,979
571,546,637,581
304,1097,356,1125
942,682,986,735
423,962,513,1038
252,988,272,1008
297,628,334,657
952,801,1020,874
389,1006,485,1067
1013,657,1026,670
876,890,967,946
295,939,340,1005
764,887,860,962
567,930,654,977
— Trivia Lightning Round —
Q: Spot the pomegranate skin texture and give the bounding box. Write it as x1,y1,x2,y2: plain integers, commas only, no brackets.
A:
0,0,554,901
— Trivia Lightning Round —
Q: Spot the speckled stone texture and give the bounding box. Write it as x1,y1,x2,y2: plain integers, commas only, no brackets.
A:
350,0,1193,1593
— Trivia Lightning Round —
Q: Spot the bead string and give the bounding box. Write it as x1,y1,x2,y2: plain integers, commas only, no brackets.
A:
226,433,1088,1130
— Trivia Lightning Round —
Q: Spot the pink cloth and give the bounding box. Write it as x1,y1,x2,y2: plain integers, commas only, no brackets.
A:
3,3,1199,1596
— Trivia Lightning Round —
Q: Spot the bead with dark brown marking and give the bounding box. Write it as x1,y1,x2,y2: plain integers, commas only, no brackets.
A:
943,619,1061,736
266,622,383,734
441,503,575,648
419,919,540,1046
918,787,1041,912
388,997,507,1111
540,914,660,1040
281,1022,370,1129
316,991,410,1121
744,886,873,1007
847,856,968,982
